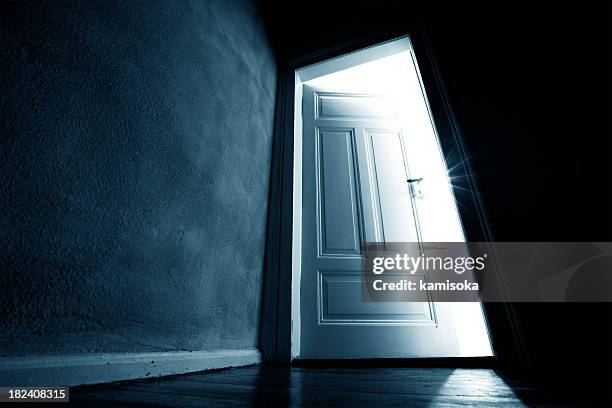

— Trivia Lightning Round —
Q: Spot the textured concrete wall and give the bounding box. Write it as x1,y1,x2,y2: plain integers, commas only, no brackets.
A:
0,0,276,355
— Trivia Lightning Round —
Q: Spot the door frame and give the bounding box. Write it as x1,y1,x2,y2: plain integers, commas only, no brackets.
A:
260,30,527,366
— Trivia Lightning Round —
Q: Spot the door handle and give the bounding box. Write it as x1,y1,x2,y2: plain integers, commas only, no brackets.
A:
407,178,425,199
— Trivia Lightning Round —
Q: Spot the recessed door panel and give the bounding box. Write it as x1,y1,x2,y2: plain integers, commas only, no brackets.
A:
317,129,361,256
319,270,435,324
317,94,398,120
367,130,419,243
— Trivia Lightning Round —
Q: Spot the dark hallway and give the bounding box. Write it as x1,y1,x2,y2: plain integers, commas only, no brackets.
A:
1,0,610,406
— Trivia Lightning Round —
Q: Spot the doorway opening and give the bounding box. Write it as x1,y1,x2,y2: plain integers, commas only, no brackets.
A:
291,36,493,360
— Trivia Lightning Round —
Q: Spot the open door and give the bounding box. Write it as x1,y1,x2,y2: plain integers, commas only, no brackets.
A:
295,37,493,359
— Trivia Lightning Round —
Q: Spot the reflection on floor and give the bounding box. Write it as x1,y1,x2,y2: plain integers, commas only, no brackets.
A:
61,365,578,407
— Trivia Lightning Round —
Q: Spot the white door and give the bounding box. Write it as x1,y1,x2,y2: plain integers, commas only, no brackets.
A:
299,85,466,358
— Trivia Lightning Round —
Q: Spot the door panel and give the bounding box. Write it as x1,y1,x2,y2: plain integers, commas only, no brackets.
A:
316,128,361,256
319,270,435,324
366,129,419,243
317,93,398,120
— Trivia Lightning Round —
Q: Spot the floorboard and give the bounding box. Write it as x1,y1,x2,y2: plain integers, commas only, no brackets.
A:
45,364,603,407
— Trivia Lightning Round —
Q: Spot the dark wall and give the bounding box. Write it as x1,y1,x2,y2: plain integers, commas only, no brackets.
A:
423,15,611,399
263,0,610,399
425,15,610,242
0,0,276,355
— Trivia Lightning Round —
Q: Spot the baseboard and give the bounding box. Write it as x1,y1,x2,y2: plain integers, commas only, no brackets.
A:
0,348,261,387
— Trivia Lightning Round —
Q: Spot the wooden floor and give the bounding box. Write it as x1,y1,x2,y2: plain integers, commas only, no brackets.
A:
54,364,591,407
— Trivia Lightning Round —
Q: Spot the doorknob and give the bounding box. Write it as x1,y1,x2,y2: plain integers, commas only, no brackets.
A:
407,177,425,199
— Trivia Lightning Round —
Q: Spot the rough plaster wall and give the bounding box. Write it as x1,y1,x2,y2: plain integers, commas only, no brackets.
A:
0,0,276,356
